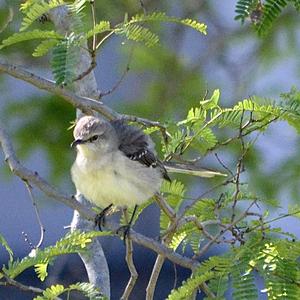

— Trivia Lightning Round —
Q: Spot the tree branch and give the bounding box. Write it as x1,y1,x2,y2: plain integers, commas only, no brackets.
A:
0,59,167,131
1,274,62,300
121,237,138,300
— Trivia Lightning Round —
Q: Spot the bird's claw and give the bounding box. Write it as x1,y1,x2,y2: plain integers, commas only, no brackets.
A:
94,204,113,231
116,224,131,243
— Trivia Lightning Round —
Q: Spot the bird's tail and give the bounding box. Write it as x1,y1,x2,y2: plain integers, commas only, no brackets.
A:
163,161,227,178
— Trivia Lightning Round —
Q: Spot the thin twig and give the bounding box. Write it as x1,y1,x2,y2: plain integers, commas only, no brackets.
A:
90,0,97,53
146,255,165,300
2,274,63,300
194,201,257,258
96,31,114,50
99,46,134,98
24,181,45,248
172,263,178,291
154,193,176,221
0,5,13,34
121,209,138,300
121,238,138,299
73,58,97,82
231,110,247,223
214,153,235,178
72,1,97,82
140,0,147,14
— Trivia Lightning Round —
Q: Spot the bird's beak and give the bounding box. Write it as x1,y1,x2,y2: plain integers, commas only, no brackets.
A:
71,139,84,148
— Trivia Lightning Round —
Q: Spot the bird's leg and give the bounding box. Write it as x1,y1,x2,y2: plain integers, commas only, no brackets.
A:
117,205,138,241
95,204,113,231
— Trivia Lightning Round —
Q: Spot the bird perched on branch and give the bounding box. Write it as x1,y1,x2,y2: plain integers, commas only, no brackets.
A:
71,115,226,230
71,115,169,209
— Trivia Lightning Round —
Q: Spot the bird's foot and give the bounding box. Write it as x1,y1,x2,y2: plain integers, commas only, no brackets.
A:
116,224,131,242
95,204,113,231
116,205,138,243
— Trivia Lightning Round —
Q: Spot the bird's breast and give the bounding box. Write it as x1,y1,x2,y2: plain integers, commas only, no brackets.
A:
71,152,162,208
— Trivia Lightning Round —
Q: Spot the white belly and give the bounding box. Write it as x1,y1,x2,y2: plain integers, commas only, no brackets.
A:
71,151,162,208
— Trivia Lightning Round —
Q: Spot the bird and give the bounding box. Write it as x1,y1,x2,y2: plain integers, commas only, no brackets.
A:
71,115,170,230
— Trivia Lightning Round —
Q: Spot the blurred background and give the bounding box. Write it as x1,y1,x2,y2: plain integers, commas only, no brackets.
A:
0,0,300,299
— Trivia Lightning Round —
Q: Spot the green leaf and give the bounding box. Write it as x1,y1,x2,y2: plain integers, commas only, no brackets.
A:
200,89,220,110
51,34,80,85
35,263,48,282
20,0,66,32
235,0,259,23
33,39,60,57
161,180,186,210
130,12,207,34
116,24,159,47
0,30,63,49
167,271,214,300
256,0,288,36
170,232,187,251
68,282,105,300
288,204,300,218
3,230,111,279
192,127,218,154
177,106,206,126
34,284,65,300
160,180,185,233
0,233,13,262
85,20,111,40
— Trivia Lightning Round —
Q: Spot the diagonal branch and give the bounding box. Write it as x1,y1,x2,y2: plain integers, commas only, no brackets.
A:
0,59,166,131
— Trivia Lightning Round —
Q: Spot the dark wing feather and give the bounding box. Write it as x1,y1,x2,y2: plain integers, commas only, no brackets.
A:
110,119,170,181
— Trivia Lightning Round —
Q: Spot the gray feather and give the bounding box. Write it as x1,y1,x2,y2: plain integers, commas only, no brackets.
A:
110,119,170,181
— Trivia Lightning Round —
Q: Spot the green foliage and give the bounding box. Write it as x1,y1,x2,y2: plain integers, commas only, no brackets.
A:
33,39,60,57
163,90,300,160
2,230,111,279
0,230,108,299
85,20,111,40
0,233,13,263
130,12,207,34
167,271,215,300
235,0,259,24
35,263,48,282
0,30,62,49
231,263,257,299
115,23,159,47
0,2,206,84
256,0,289,36
170,238,300,299
160,180,185,232
51,33,80,85
33,282,105,300
20,0,66,31
235,0,300,35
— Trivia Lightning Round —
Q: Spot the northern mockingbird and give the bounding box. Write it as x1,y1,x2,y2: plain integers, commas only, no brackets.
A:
71,116,226,228
71,115,170,213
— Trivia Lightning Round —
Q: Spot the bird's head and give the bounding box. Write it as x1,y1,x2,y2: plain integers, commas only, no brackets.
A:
71,116,118,157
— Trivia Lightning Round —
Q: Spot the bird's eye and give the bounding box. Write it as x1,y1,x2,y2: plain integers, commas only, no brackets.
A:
89,135,99,142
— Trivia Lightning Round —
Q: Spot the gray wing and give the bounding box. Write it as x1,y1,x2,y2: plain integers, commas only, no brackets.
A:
110,119,170,181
